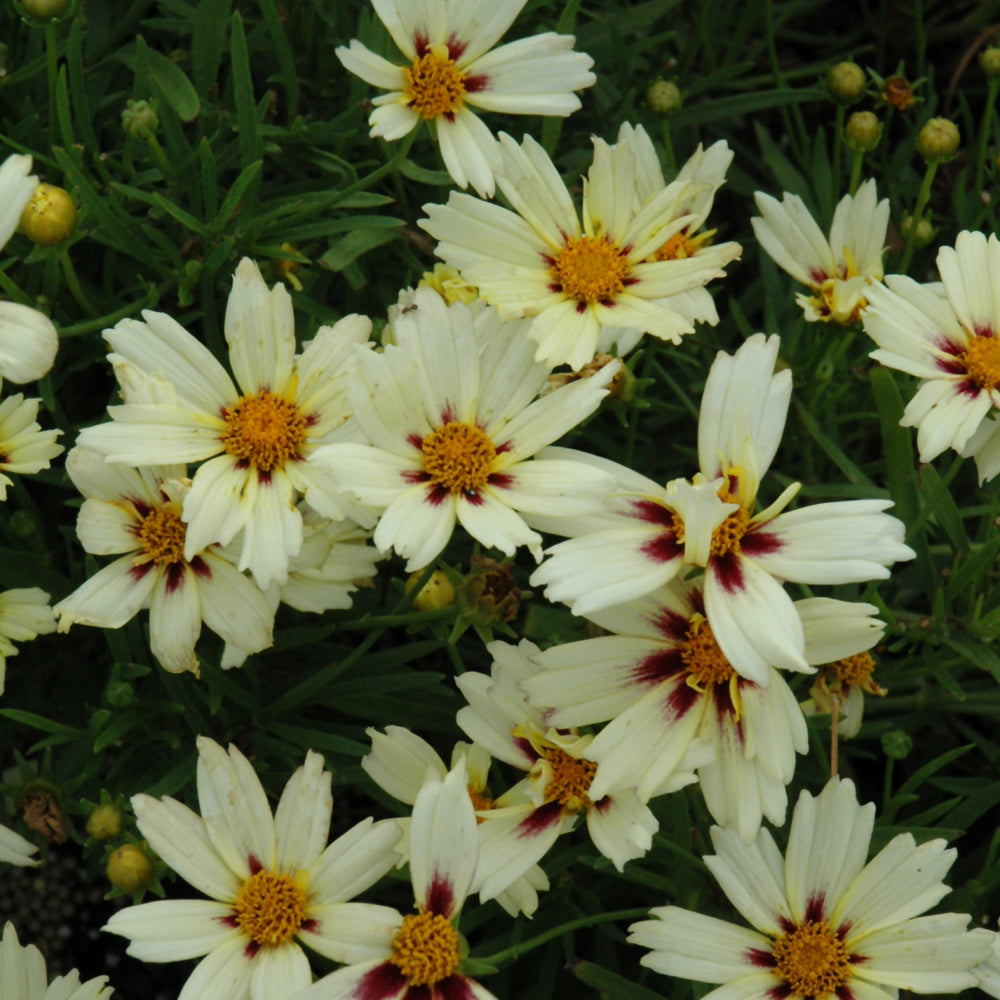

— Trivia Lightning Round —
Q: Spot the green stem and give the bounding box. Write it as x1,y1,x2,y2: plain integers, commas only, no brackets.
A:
975,78,1000,196
832,105,845,197
848,148,864,196
58,289,161,336
475,908,649,967
144,133,175,183
899,160,938,274
329,127,420,210
58,247,96,315
45,22,59,145
661,120,676,176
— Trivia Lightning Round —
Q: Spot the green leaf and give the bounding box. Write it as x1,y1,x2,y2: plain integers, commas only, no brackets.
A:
398,158,452,186
793,398,877,489
319,226,402,271
0,709,87,737
671,89,820,129
231,12,263,170
568,960,665,1000
191,0,233,97
214,160,263,229
258,0,299,120
147,47,200,121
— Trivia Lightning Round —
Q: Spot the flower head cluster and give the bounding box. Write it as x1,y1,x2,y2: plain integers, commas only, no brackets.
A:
337,0,595,197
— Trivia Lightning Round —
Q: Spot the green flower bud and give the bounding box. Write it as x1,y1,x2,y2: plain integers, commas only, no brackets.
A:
979,47,1000,78
916,117,960,163
18,0,71,20
826,62,866,105
844,111,882,152
107,843,153,892
900,211,936,248
86,803,123,840
645,80,682,116
122,98,160,137
19,183,76,246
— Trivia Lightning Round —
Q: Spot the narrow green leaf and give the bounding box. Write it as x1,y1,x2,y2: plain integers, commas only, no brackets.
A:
67,20,100,154
568,960,665,1000
793,398,876,488
214,160,262,229
945,533,1000,602
671,89,820,129
0,709,87,737
55,65,74,149
198,136,218,219
869,367,916,523
146,47,200,121
753,120,811,201
920,463,968,554
191,0,233,97
231,12,263,170
258,0,300,120
319,226,402,271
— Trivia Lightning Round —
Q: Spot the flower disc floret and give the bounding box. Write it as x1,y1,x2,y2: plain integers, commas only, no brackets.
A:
653,229,714,262
680,615,736,687
834,651,876,687
961,336,1000,390
541,746,597,811
233,869,307,946
390,912,461,986
772,919,851,996
136,502,187,566
551,235,630,305
421,421,496,493
710,503,751,557
221,388,308,472
406,47,466,119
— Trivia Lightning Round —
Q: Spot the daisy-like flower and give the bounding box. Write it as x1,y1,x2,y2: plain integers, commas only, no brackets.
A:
78,257,374,587
297,760,499,1000
363,726,549,917
0,154,59,384
628,776,993,1000
455,639,704,885
0,388,63,499
0,824,38,867
221,508,383,668
531,333,913,684
336,0,595,198
0,588,56,697
313,289,620,571
752,179,889,325
53,448,274,675
524,580,884,840
103,738,403,1000
1,921,113,999
863,231,1000,482
420,129,741,370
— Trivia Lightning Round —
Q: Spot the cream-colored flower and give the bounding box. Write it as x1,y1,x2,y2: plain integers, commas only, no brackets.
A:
0,588,55,697
0,824,38,867
0,921,112,999
0,388,63,499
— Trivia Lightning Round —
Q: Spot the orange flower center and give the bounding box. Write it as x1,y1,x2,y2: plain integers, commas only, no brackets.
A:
136,502,187,566
390,912,461,986
551,235,630,305
421,421,496,494
405,48,466,119
773,920,851,996
651,228,715,262
233,870,307,946
541,746,597,812
961,335,1000,391
221,387,308,472
680,615,736,688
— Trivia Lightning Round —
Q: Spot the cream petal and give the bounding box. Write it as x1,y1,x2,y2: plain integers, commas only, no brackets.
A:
273,750,332,874
148,566,202,674
308,817,403,905
102,899,237,961
297,902,401,964
0,302,58,383
362,726,447,805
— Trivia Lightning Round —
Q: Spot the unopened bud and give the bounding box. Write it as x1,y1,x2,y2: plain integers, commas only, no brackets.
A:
826,62,866,105
122,98,159,137
645,80,682,116
916,117,960,163
107,843,153,892
406,570,455,612
18,0,71,20
844,111,882,152
980,47,1000,78
900,211,935,248
86,803,123,840
19,183,76,245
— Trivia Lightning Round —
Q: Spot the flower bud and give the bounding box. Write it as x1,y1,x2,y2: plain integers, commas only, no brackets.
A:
406,569,455,611
645,80,682,116
826,62,866,104
18,0,71,20
121,98,159,137
900,211,935,248
880,74,916,111
19,183,76,245
916,117,960,163
980,47,1000,78
844,111,882,152
86,803,123,840
107,843,153,892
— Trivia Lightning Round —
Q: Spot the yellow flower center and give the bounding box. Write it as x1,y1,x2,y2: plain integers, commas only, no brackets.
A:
233,870,307,946
468,785,494,821
541,746,597,812
390,912,461,986
680,615,736,687
772,920,851,997
710,489,751,557
136,502,187,566
405,47,466,119
651,228,715,262
551,235,630,306
961,335,1000,391
421,421,496,494
221,386,308,472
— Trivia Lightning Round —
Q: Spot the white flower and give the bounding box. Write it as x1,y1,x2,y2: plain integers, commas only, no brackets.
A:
455,639,700,880
0,155,58,383
0,388,63,499
531,333,913,685
221,509,382,669
0,588,56,697
628,776,993,1000
362,726,549,917
296,760,500,1000
313,289,620,571
863,231,1000,482
752,179,889,324
53,448,274,675
975,934,1000,998
1,921,113,999
0,825,38,867
78,257,374,588
420,129,741,370
103,738,403,1000
336,0,595,197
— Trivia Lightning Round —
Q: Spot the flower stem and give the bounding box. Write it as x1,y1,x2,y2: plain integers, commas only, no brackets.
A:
899,160,938,274
975,77,1000,197
475,908,649,967
832,104,845,196
45,21,59,145
848,148,864,196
